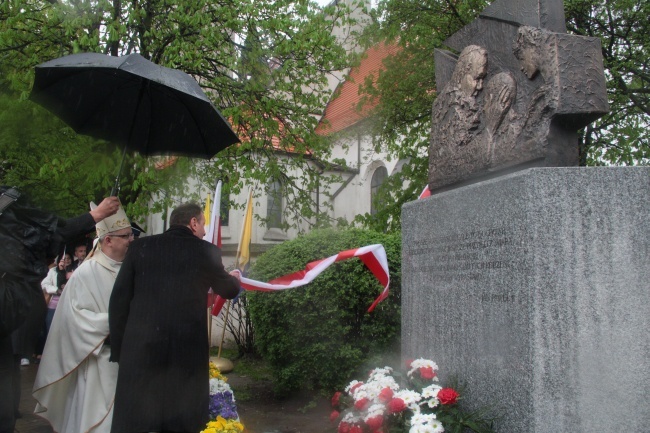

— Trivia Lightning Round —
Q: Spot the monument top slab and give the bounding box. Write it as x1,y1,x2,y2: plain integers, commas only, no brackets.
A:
428,0,608,193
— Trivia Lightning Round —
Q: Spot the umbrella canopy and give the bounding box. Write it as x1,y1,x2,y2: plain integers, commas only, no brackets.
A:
30,52,239,159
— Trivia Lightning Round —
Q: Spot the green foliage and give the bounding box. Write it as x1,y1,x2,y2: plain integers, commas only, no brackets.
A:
0,92,126,217
564,0,650,165
353,0,489,232
247,227,401,395
0,0,362,226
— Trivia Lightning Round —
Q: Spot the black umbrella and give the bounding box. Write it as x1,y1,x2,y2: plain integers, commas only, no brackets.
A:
30,52,240,194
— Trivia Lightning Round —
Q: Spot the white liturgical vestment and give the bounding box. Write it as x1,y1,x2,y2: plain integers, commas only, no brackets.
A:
33,250,121,433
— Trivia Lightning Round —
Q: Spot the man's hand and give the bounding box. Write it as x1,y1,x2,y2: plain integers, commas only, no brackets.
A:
229,269,242,282
90,197,120,222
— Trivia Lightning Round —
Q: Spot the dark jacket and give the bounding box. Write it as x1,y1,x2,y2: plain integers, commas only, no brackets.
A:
0,186,95,337
109,225,240,433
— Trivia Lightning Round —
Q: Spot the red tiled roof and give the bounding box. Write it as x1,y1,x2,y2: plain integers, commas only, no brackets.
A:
316,42,400,135
235,116,311,156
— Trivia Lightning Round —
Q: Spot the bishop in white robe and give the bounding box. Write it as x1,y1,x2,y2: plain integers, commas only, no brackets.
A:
33,202,133,433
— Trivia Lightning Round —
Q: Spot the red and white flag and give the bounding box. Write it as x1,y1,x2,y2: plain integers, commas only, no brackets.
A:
238,244,390,313
418,185,431,199
211,188,254,317
205,181,222,310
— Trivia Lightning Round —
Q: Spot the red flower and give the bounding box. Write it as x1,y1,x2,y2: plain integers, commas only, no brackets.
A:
438,388,459,405
378,387,394,403
405,358,415,369
419,366,437,380
365,415,384,430
350,425,363,433
338,421,351,433
387,398,407,413
354,397,370,410
350,382,364,393
330,410,340,422
331,391,342,407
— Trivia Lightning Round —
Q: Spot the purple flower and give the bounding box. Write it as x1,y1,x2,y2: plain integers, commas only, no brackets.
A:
208,391,239,420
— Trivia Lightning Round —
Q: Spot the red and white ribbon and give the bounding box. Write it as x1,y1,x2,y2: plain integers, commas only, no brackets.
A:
214,244,390,314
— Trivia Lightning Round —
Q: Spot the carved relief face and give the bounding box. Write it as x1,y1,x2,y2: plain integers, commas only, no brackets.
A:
484,72,516,134
460,51,488,98
517,45,539,79
514,27,542,80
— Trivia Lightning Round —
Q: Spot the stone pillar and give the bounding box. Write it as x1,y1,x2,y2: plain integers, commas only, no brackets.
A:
402,167,649,432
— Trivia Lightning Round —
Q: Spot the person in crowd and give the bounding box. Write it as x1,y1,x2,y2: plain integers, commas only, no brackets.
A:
41,252,73,335
109,202,241,433
0,186,119,433
33,202,133,433
69,242,88,271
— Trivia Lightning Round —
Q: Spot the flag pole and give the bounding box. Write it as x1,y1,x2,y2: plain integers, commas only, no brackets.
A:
203,191,214,347
214,188,252,372
217,300,231,359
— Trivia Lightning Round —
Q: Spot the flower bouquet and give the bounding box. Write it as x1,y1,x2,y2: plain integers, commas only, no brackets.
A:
331,358,495,433
200,362,245,433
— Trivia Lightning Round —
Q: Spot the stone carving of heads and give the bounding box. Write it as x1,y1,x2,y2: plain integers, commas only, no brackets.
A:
453,45,488,98
513,26,544,79
484,72,517,135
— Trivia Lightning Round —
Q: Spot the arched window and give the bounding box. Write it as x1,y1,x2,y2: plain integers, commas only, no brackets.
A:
370,166,387,216
267,179,283,228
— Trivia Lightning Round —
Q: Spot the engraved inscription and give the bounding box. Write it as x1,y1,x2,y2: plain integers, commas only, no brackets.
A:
407,227,516,284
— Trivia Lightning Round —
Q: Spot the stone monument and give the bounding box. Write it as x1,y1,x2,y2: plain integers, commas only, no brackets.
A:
428,0,608,192
402,0,649,431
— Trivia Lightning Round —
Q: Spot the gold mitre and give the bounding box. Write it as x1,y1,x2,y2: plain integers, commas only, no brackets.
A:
90,201,131,237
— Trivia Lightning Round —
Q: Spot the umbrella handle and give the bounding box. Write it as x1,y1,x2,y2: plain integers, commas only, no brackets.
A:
110,81,146,198
111,144,129,197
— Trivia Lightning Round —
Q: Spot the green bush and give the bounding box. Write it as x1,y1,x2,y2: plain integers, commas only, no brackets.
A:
247,228,401,395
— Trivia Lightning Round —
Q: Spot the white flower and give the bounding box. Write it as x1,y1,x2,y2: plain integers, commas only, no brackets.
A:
209,378,232,395
421,384,442,398
421,384,442,408
342,411,362,424
407,358,439,379
368,367,393,378
365,403,386,419
425,398,440,408
409,413,444,433
394,389,422,405
363,375,400,400
345,380,363,394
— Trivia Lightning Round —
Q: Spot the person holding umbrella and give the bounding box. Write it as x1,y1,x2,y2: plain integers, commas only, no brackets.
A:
0,188,119,433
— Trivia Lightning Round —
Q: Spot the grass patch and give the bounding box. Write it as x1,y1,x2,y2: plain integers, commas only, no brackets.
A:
233,354,273,381
232,387,253,402
209,347,273,381
297,399,317,414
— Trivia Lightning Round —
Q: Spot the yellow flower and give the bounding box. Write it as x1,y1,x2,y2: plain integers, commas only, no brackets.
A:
200,416,244,433
209,362,228,382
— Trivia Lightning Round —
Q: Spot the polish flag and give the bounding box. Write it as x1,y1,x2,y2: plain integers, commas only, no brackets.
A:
237,244,390,313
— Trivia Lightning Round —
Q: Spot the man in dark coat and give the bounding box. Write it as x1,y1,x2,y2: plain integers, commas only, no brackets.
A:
109,202,241,433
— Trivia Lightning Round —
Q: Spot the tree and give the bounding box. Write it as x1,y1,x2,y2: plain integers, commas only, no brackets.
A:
0,0,364,225
564,0,650,165
354,0,649,232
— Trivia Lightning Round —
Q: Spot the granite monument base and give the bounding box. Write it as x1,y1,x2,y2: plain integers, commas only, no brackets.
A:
402,167,648,432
